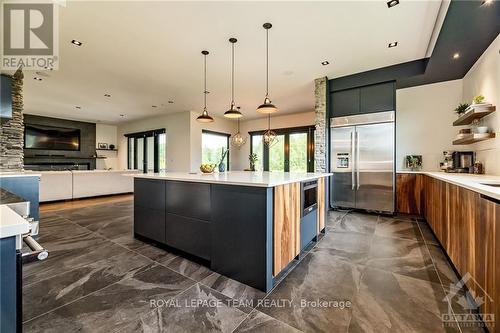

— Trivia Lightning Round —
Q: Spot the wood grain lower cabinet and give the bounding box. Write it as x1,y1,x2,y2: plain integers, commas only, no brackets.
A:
422,175,499,331
317,177,326,233
396,173,423,214
273,182,300,276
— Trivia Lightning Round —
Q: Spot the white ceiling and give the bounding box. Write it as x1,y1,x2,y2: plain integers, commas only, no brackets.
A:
20,0,444,124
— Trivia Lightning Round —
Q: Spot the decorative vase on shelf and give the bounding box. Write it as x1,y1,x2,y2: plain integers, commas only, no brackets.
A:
218,162,226,173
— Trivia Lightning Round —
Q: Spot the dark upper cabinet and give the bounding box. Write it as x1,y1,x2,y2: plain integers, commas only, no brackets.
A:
360,82,395,114
331,88,360,117
330,81,395,117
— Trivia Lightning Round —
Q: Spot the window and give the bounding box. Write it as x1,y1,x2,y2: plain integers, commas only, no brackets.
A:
250,126,314,172
251,135,264,171
202,130,230,168
126,129,166,173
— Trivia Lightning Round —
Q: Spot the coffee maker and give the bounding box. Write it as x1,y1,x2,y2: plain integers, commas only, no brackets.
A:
451,151,474,173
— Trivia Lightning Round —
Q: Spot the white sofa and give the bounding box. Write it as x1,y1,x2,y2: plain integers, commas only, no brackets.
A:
39,170,138,202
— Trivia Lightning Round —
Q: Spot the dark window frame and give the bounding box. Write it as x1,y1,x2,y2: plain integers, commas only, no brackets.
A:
202,129,230,169
125,129,165,173
249,125,315,172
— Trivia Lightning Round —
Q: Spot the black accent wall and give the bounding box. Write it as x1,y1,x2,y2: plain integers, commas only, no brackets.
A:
23,115,97,170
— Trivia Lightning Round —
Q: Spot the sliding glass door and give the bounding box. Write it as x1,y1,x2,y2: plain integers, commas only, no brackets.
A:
126,129,166,173
250,126,314,172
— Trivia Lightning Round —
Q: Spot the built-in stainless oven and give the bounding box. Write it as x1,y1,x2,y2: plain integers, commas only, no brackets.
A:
301,180,318,217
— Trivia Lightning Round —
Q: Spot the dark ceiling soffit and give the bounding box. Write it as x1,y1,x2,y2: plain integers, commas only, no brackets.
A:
330,0,500,92
329,58,429,92
398,0,500,89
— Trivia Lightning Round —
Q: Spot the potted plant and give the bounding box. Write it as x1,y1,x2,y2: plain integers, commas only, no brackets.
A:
472,95,485,105
248,153,258,171
454,102,469,116
405,155,422,171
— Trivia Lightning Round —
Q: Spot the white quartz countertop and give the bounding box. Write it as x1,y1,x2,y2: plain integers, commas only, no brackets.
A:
397,171,500,201
0,171,41,178
133,171,332,187
0,205,29,239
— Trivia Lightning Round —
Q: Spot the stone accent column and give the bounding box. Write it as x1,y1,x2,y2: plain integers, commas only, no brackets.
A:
314,77,327,172
0,70,24,171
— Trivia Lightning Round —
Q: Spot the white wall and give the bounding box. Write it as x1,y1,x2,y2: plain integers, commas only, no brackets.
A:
117,112,191,171
462,34,500,175
95,124,119,170
232,111,315,170
396,79,467,171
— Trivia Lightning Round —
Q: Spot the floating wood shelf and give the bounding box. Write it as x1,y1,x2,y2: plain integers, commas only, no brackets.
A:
453,133,495,145
453,105,496,126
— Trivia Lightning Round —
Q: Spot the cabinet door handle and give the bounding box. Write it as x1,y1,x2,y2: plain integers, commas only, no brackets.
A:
351,131,355,190
356,131,360,190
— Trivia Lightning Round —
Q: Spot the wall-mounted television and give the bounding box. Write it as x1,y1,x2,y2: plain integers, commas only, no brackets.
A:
24,124,81,151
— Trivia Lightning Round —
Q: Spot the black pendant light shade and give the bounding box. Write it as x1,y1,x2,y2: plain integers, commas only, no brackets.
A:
197,50,214,123
257,23,278,114
224,38,242,119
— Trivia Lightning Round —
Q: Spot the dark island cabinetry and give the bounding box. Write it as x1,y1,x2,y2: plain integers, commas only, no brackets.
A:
133,174,329,292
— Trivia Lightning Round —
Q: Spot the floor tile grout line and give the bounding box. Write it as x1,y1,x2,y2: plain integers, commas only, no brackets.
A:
415,221,464,333
22,261,160,325
25,205,203,323
111,282,202,333
50,207,202,284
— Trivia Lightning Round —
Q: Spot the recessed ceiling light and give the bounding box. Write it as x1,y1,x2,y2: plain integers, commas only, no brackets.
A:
71,39,83,46
387,0,399,8
321,61,329,66
33,77,42,81
104,94,111,97
388,42,398,48
453,53,460,59
168,100,174,104
75,106,81,109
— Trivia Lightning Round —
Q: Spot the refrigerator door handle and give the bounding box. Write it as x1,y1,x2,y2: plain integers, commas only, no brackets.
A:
356,131,360,190
351,131,355,190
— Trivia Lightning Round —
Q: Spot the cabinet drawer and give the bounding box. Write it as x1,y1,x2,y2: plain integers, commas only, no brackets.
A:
165,213,211,260
165,181,211,221
134,178,166,210
134,206,166,244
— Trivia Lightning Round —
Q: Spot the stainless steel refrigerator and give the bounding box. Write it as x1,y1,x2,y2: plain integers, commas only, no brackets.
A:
330,111,395,213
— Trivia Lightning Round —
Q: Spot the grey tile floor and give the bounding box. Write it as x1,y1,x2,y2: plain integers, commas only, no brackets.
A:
23,200,485,332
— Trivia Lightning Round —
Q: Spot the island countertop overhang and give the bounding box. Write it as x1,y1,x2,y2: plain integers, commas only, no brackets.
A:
132,171,332,187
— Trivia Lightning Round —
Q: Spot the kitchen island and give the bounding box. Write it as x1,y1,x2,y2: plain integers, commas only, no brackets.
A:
133,171,331,292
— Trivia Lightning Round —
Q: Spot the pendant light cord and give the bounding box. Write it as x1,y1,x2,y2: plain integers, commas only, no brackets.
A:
266,28,269,98
231,42,235,105
204,53,207,111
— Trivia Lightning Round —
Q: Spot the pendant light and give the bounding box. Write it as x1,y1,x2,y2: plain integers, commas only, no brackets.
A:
197,50,214,123
224,38,242,118
256,23,278,114
231,107,247,148
263,114,277,146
